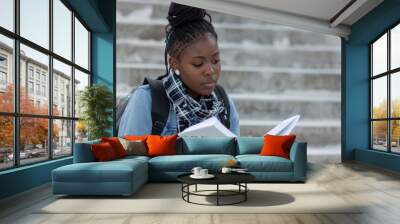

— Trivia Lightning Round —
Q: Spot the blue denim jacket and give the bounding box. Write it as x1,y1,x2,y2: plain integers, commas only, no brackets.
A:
118,84,240,137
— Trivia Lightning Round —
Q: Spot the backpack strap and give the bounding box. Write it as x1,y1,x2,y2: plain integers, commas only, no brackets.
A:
214,84,231,129
144,77,170,135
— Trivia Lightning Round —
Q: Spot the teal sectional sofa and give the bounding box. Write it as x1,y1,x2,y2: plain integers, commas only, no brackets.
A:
52,137,307,196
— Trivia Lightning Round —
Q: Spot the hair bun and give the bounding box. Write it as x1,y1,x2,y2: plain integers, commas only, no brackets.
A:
167,3,207,28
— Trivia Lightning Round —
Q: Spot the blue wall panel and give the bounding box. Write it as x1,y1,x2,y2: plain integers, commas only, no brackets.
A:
343,0,400,171
0,158,72,199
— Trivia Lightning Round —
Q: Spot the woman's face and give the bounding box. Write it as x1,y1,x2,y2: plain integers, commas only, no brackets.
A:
172,33,221,98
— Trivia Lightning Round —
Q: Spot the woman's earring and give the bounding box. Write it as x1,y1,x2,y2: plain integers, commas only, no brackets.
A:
174,69,180,75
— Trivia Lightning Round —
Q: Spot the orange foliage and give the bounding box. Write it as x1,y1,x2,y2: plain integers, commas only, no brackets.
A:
0,84,60,149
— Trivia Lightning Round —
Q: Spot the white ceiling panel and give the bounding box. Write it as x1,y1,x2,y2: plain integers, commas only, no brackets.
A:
173,0,384,38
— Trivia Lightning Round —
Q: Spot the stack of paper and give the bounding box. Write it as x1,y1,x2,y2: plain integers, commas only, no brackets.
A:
177,115,301,137
265,115,300,136
178,116,236,137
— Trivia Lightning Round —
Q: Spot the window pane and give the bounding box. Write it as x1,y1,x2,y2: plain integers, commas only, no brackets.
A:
53,59,72,117
20,117,49,165
20,0,49,49
391,72,400,118
0,116,13,170
74,69,89,118
372,77,387,119
0,0,14,31
372,33,387,76
20,44,49,115
53,0,72,60
74,17,89,70
53,119,72,158
75,120,88,143
391,120,400,153
391,24,400,70
372,121,388,151
0,35,14,113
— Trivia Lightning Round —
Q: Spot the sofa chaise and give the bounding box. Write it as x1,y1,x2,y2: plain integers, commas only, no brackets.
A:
52,137,307,196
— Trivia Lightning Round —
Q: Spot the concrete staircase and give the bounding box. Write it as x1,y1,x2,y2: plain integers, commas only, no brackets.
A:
116,0,342,162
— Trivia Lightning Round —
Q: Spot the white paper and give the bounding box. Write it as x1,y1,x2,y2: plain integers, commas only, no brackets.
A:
178,116,237,137
265,115,300,136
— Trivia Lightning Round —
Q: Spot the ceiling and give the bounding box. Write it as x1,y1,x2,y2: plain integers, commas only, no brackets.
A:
172,0,384,38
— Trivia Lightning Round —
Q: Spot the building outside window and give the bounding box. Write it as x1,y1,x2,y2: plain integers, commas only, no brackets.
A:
371,23,400,154
0,0,91,170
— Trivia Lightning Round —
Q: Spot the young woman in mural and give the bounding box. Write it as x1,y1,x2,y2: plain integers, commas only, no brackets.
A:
118,2,240,136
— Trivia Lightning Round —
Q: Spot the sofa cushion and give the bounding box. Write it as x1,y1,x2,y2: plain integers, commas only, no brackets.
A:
178,137,235,155
119,138,147,156
91,142,118,161
260,134,296,159
52,158,147,183
236,155,293,172
146,135,178,157
73,139,100,163
101,137,127,158
236,137,263,155
148,154,235,172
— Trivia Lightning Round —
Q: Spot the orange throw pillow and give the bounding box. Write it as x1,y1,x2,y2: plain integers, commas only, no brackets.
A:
146,135,178,157
260,134,296,159
91,142,118,162
124,135,148,142
101,137,127,158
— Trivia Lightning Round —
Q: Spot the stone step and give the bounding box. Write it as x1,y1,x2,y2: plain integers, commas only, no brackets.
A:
239,119,341,146
231,93,340,120
116,40,340,69
116,64,341,98
117,21,340,46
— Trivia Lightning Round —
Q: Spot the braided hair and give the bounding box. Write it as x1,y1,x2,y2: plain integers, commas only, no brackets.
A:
164,3,218,74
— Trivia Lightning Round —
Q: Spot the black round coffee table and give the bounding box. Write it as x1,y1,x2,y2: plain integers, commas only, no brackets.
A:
177,172,255,206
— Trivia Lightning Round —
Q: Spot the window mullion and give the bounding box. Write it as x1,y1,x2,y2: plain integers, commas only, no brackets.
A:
71,10,76,155
49,0,54,160
388,30,391,152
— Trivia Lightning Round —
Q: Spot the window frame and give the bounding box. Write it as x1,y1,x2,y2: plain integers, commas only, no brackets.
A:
370,20,400,154
0,0,92,171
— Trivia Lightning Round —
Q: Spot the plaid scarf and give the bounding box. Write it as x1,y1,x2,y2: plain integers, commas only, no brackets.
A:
163,70,226,132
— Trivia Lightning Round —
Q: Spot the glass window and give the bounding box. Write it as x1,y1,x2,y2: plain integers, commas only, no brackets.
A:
20,44,49,115
20,0,49,49
74,69,89,118
0,35,14,113
0,0,14,31
74,17,89,70
28,81,34,93
0,0,92,170
391,72,400,118
75,120,88,143
53,119,72,158
53,0,72,60
28,67,34,79
42,85,46,96
372,77,387,119
36,84,40,95
372,33,387,76
53,59,72,117
0,71,6,85
372,121,388,151
391,120,400,153
391,24,400,70
19,117,49,165
0,116,14,170
0,54,7,67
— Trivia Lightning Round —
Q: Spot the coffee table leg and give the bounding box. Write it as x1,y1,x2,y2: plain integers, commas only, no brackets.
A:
217,184,219,206
195,184,197,192
245,183,247,201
